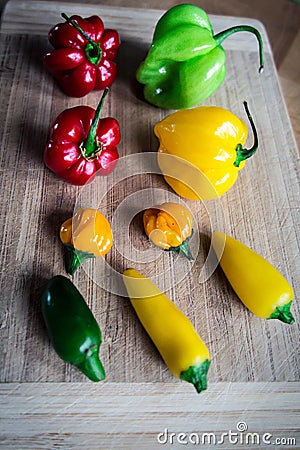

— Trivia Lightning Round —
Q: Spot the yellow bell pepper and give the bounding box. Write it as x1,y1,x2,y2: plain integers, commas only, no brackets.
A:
212,232,295,324
60,208,113,275
143,202,194,260
155,101,258,200
123,268,210,393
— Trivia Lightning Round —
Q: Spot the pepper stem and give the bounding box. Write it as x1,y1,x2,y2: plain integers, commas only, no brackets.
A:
82,87,110,159
180,359,210,393
268,301,295,324
167,233,194,261
61,13,102,65
234,101,258,167
76,346,106,382
64,244,95,275
214,25,264,73
179,241,194,261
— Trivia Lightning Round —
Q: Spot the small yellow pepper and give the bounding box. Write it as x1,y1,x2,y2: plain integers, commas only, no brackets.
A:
143,202,194,260
212,232,295,324
155,102,258,200
60,208,113,275
123,268,211,393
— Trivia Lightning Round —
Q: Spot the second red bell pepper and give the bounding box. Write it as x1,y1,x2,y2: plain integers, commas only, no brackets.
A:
44,88,120,185
43,13,121,97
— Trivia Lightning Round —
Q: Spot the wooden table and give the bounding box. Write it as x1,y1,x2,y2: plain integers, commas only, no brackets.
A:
0,1,299,448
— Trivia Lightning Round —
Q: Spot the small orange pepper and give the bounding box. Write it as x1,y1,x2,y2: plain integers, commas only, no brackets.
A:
143,202,194,260
60,208,113,274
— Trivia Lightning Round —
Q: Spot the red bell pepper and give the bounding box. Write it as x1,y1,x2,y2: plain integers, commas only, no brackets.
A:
43,13,121,97
44,88,120,185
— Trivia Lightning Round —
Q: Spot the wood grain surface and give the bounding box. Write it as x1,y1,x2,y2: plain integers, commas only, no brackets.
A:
1,382,299,449
0,1,299,448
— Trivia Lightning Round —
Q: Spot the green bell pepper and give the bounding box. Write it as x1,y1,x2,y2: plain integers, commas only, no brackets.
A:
136,4,264,109
41,275,105,382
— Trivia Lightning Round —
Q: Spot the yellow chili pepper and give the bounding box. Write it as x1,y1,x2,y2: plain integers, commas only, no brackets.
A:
155,101,258,200
143,202,194,260
123,268,211,393
212,232,295,324
60,208,113,275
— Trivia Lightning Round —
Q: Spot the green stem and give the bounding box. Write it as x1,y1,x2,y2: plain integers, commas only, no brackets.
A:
76,345,106,382
268,301,295,324
179,241,194,261
82,87,110,159
167,232,194,261
169,241,194,261
64,244,95,275
180,359,210,393
214,25,264,73
234,101,259,167
61,13,102,65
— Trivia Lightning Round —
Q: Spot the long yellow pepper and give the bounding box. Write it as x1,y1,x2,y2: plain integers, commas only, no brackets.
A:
60,208,113,275
123,268,210,392
212,232,295,323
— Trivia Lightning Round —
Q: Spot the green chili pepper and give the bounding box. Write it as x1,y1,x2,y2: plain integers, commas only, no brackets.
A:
136,4,264,109
41,275,105,382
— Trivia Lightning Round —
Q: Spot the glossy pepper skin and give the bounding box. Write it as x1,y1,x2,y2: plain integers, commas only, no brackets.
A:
43,13,120,97
212,232,295,324
44,88,120,185
155,101,258,200
136,4,264,109
143,202,194,260
123,268,210,393
41,275,106,381
60,208,113,275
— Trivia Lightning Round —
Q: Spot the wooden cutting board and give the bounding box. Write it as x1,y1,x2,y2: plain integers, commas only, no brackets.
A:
0,1,299,447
